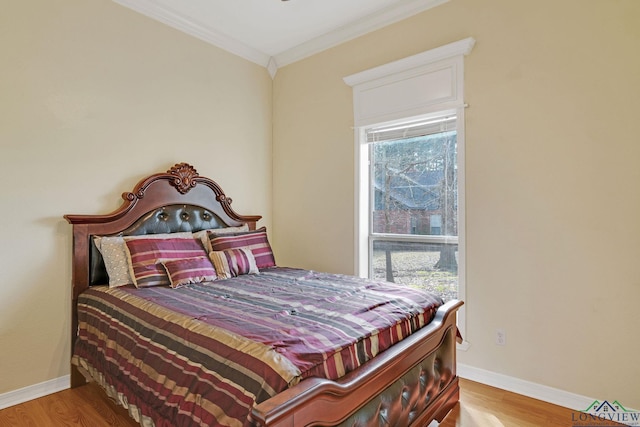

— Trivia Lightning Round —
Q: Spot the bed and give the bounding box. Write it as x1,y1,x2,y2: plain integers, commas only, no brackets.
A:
64,162,463,427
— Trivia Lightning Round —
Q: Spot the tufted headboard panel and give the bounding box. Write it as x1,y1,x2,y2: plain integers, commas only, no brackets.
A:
66,162,261,296
89,204,230,286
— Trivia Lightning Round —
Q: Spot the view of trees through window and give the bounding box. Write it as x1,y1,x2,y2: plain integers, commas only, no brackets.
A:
369,124,458,302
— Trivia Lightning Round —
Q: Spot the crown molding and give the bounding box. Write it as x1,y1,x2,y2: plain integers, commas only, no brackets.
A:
113,0,450,79
112,0,271,67
274,0,450,68
266,57,279,79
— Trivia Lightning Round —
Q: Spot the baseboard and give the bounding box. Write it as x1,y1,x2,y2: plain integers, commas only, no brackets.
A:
457,363,594,411
457,365,640,426
0,375,70,410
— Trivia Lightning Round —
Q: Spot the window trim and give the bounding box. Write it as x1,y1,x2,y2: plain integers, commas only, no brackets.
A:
345,39,474,350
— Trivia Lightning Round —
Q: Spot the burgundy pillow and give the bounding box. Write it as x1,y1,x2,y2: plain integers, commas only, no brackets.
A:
124,237,207,287
161,257,217,288
208,227,276,269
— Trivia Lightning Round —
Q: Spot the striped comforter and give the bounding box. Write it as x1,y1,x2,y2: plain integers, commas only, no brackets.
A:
72,267,443,427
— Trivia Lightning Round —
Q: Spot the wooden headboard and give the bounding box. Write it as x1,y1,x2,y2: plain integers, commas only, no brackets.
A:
63,162,261,385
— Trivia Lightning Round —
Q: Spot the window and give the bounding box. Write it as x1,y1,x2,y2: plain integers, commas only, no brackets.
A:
364,112,460,302
344,37,474,345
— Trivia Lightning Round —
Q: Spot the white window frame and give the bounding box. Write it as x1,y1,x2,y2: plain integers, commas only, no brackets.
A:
344,38,474,349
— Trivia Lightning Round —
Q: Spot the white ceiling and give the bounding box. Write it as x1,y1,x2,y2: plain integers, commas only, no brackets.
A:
113,0,448,76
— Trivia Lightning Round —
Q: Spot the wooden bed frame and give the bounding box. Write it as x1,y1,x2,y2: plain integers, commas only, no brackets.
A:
64,162,462,427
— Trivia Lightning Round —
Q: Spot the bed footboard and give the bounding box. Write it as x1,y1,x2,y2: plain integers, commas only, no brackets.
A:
250,299,462,427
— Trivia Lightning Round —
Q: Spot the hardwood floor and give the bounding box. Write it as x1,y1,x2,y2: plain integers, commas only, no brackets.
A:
0,382,138,427
0,378,620,426
439,379,620,427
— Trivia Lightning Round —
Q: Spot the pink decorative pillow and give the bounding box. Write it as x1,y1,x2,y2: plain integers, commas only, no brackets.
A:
124,237,208,287
209,248,259,279
193,224,249,252
208,227,276,269
161,257,217,288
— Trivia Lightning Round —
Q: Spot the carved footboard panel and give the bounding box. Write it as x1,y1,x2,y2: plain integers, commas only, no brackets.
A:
250,300,462,427
338,326,458,427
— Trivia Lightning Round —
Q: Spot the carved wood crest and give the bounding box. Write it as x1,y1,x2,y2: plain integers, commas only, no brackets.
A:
168,163,199,194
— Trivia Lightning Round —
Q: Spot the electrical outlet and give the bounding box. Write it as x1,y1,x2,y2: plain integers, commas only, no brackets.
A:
496,328,506,346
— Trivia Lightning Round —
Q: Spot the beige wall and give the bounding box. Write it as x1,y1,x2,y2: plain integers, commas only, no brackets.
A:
273,0,640,408
0,0,272,394
3,0,639,412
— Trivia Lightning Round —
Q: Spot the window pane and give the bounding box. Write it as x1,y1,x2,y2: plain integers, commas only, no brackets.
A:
368,123,459,302
371,131,457,237
372,240,458,302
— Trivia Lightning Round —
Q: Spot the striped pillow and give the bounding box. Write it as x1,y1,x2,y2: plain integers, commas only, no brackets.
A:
208,227,276,269
209,248,259,279
193,224,249,252
94,232,193,287
124,237,208,287
161,257,217,288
